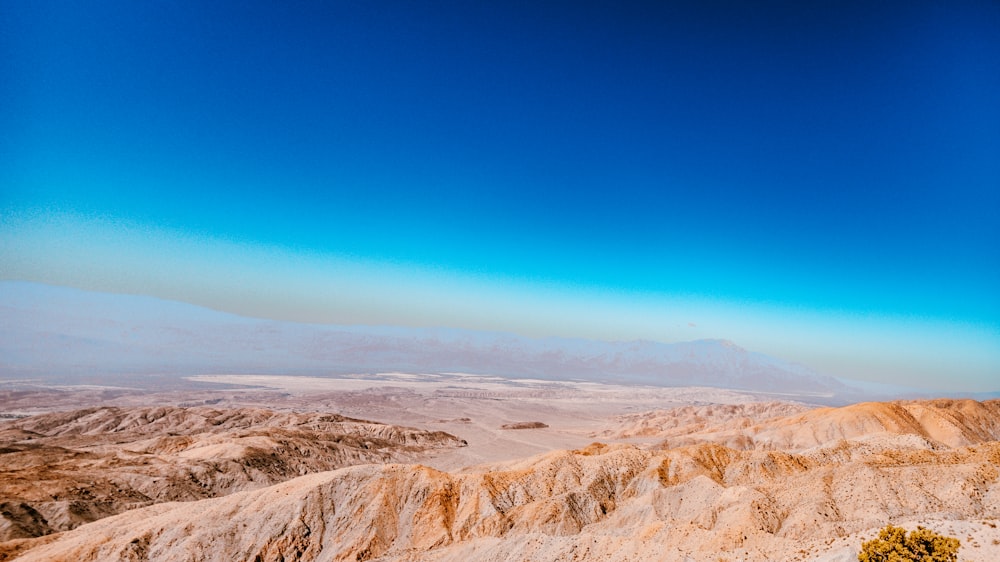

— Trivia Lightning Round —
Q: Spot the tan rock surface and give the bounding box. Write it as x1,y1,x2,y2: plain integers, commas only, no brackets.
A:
604,399,1000,451
7,399,1000,561
0,407,464,541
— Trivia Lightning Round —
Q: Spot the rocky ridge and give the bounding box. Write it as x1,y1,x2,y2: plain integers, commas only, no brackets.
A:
8,437,1000,561
0,407,465,542
2,400,999,561
602,399,1000,450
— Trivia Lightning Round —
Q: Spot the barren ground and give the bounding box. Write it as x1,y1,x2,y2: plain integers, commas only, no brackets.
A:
2,374,998,561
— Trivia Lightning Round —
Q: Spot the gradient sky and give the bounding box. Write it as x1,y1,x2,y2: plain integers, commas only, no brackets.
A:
2,1,999,391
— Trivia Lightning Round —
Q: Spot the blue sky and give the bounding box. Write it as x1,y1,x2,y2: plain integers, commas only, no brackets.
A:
2,1,999,390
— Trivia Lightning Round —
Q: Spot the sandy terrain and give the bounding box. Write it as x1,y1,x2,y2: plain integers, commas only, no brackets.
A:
2,374,998,561
183,373,783,469
4,373,780,470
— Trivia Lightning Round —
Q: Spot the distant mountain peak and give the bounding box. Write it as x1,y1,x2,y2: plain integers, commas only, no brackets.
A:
2,281,852,400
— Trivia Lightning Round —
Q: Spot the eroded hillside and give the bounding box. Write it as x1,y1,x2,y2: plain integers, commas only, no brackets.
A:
603,399,1000,450
0,407,465,541
2,400,999,561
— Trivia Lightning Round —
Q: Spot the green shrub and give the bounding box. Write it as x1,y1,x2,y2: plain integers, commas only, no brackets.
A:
858,525,960,562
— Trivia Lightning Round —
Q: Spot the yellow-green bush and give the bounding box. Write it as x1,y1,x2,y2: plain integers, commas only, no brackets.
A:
858,525,960,562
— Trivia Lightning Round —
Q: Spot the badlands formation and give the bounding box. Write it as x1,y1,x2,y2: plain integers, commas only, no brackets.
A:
1,376,999,561
0,406,464,542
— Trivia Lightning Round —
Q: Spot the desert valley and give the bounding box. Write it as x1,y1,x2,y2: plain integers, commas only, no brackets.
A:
2,284,1000,560
2,370,1000,561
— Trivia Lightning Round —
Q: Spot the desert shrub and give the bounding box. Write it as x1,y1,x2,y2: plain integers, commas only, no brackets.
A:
858,524,960,561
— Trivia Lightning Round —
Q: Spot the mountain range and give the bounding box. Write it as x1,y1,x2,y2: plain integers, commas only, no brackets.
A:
1,281,866,400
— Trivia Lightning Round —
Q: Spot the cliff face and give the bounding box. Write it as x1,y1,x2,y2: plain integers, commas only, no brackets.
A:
3,400,1000,562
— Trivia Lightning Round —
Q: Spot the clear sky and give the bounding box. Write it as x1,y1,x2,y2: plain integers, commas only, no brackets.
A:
2,1,998,391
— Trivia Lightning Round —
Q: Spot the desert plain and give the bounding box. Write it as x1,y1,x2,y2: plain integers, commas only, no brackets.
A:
2,372,999,561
